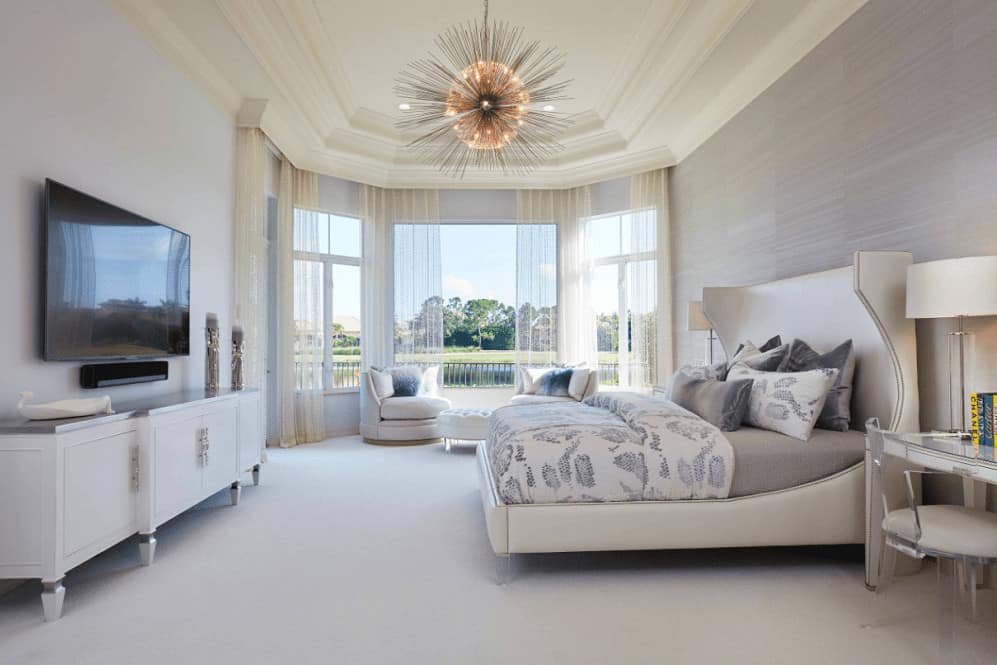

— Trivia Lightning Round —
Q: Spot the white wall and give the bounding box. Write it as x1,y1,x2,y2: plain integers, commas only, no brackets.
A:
0,0,236,419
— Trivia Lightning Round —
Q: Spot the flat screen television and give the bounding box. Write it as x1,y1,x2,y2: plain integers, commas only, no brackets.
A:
44,179,191,360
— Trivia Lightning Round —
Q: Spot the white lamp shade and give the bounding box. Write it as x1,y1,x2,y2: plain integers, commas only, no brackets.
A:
687,301,712,331
906,256,997,319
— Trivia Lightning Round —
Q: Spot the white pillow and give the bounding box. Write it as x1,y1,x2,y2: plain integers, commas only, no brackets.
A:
726,365,839,440
368,367,395,400
420,366,441,396
568,368,591,400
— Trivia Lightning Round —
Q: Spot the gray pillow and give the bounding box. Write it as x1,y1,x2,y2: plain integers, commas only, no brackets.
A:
661,361,727,399
732,335,782,359
778,339,855,432
389,366,424,397
670,373,754,431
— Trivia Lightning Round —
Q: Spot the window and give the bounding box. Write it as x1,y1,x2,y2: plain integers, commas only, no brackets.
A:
293,208,362,391
391,222,556,387
590,210,657,387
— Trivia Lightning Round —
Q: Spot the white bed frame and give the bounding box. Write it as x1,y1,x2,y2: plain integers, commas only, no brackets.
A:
477,251,919,581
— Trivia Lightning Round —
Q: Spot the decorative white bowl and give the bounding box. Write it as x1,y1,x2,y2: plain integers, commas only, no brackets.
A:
17,392,114,420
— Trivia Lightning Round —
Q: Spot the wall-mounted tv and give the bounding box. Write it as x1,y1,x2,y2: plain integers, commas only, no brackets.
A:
44,179,191,360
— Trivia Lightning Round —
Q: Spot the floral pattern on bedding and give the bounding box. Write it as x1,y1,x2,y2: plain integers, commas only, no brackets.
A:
486,392,734,504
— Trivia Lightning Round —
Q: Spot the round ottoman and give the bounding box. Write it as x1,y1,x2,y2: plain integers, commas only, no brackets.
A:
437,407,493,452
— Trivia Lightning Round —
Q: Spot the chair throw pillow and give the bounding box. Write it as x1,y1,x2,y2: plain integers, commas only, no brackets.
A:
368,367,395,400
726,365,839,440
669,373,754,431
537,368,573,397
389,366,424,397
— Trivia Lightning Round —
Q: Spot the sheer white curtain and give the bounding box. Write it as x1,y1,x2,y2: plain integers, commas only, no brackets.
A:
516,187,595,376
276,160,325,447
360,187,442,369
629,168,672,387
234,128,267,392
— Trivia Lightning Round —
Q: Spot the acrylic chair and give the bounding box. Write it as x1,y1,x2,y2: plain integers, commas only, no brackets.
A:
866,417,997,626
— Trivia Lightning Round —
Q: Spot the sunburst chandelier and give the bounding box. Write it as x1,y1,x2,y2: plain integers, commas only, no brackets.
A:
394,0,571,177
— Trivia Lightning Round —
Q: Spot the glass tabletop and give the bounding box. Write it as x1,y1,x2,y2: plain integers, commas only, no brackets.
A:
883,431,997,465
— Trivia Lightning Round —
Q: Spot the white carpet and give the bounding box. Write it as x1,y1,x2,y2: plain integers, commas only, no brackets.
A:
2,435,996,665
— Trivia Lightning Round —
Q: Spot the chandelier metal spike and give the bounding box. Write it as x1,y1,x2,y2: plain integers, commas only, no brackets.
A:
394,0,572,178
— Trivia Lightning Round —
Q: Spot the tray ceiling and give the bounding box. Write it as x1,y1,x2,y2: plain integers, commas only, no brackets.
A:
113,0,866,188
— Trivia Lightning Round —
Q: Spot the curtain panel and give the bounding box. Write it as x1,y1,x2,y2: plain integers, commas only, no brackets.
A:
516,187,595,379
360,186,442,371
630,168,673,387
276,160,325,447
234,128,267,392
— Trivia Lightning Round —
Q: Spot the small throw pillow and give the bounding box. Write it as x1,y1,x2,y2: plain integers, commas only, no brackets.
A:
390,366,424,397
537,368,573,397
726,366,839,440
778,339,855,432
568,367,591,401
670,373,754,431
731,335,782,359
419,366,441,396
369,367,395,400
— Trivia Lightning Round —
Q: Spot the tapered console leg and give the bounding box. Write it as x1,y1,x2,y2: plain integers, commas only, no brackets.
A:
495,554,513,586
139,531,157,566
230,481,241,506
41,578,65,622
252,464,260,486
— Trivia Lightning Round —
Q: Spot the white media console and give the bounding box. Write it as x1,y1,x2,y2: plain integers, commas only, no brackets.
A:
0,389,263,621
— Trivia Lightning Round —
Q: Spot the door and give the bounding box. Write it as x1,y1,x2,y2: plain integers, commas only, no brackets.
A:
152,415,204,525
201,403,239,494
63,431,139,557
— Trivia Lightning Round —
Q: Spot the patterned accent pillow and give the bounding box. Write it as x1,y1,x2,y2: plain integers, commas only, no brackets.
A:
778,339,855,432
670,373,754,431
726,365,839,440
537,368,573,397
389,366,424,397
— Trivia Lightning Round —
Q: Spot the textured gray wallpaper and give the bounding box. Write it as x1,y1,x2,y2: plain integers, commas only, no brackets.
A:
670,0,997,433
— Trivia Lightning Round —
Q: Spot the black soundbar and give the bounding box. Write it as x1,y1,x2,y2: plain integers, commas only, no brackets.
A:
80,361,169,389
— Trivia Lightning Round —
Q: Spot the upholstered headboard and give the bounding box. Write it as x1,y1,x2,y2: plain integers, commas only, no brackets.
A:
702,251,918,432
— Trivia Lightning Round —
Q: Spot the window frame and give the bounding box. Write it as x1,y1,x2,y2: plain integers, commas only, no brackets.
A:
293,206,363,395
589,209,656,387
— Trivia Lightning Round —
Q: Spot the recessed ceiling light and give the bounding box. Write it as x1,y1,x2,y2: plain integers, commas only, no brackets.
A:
398,103,411,111
543,104,556,112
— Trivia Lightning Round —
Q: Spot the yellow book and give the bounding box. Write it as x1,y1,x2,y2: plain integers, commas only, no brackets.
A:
971,393,980,448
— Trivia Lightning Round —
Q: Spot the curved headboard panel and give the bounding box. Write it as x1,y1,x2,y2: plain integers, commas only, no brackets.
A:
703,251,918,432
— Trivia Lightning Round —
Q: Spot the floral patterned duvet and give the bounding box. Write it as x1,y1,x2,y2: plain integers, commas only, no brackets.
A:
485,392,734,504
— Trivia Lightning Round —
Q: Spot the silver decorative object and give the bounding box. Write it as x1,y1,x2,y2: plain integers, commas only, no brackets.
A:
205,313,220,394
231,324,245,391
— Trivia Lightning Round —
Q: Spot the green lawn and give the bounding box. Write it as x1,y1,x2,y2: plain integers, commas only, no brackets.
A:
390,349,619,364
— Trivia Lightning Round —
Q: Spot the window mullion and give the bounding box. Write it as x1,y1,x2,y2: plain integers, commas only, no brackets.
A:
323,258,334,391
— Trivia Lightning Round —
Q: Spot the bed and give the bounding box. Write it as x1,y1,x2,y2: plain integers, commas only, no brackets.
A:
476,251,920,583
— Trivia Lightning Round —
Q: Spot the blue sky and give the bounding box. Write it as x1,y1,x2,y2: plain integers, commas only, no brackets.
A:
440,224,516,306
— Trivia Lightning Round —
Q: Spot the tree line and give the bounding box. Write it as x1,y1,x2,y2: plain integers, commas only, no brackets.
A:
397,296,624,353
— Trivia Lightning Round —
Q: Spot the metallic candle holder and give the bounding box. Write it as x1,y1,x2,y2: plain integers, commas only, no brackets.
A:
231,324,245,391
205,313,220,394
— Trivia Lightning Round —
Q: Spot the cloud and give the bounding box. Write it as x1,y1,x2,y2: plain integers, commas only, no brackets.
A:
443,274,475,300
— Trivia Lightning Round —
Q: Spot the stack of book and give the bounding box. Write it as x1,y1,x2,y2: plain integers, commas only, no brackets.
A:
971,392,997,447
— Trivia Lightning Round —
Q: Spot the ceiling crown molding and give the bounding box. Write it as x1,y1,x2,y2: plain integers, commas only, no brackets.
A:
112,0,868,188
670,0,869,161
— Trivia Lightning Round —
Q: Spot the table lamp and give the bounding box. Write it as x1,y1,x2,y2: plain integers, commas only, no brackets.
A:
687,301,715,365
906,256,997,434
